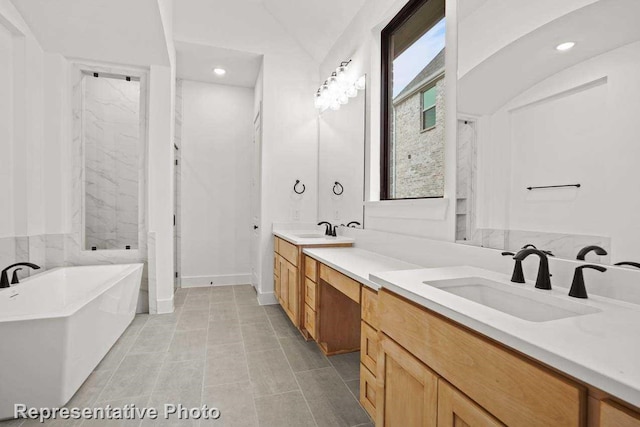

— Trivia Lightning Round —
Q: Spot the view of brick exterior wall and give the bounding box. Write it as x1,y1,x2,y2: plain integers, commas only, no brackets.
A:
391,76,445,198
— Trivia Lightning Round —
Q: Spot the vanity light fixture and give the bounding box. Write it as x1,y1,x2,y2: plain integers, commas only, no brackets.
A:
556,42,576,51
213,67,226,76
314,59,366,112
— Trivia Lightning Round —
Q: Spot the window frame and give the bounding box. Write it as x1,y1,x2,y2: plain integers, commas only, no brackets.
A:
380,0,444,201
421,83,437,132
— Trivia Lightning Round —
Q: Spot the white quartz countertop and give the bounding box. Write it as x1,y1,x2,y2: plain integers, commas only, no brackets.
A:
370,266,640,407
302,247,421,290
274,230,355,246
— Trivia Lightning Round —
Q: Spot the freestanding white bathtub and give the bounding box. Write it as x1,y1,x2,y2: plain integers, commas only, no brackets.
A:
0,263,143,420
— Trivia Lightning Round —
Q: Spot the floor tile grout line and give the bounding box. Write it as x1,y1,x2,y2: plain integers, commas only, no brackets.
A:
147,303,184,399
271,314,320,427
197,289,212,427
233,285,261,427
84,313,152,426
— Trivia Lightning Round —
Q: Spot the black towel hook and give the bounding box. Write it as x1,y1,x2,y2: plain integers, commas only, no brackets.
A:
333,181,344,196
293,180,306,195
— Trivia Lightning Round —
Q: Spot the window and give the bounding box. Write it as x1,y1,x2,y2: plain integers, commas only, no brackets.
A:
381,0,446,200
422,85,437,130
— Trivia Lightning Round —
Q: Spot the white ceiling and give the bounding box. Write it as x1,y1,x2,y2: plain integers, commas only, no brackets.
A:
10,0,169,66
459,0,640,115
261,0,367,63
173,0,366,64
176,40,262,88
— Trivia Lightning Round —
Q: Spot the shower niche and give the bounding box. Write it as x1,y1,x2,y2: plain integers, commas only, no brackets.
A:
80,69,147,251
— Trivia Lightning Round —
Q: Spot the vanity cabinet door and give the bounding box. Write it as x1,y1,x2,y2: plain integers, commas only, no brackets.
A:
377,335,438,427
279,257,290,314
438,381,504,427
279,259,299,327
600,401,640,427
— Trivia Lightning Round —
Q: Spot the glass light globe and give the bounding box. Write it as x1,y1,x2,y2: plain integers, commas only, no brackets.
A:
329,100,340,111
328,75,339,95
338,93,349,105
336,64,348,84
346,85,358,98
355,75,366,90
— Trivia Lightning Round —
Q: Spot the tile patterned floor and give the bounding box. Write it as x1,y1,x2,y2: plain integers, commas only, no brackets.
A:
1,285,372,427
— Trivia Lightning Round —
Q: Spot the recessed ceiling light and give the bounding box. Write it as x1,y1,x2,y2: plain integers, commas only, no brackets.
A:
556,42,576,51
213,68,226,76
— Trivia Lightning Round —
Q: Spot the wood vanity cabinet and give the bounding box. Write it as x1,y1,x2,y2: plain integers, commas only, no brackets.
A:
377,289,586,427
273,236,351,335
437,381,504,427
598,400,640,427
274,237,300,326
360,286,380,420
376,334,438,426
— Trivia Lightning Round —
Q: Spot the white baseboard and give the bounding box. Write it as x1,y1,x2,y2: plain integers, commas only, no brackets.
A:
181,273,252,288
257,291,278,305
155,295,174,314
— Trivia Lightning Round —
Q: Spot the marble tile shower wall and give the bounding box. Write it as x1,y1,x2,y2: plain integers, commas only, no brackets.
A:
465,228,611,263
84,75,140,250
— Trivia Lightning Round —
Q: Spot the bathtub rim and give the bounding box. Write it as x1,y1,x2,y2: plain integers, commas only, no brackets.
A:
0,263,144,323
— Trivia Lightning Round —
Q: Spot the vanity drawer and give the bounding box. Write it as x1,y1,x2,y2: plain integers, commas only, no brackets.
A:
600,400,640,427
360,363,377,420
304,303,316,339
319,265,360,303
305,256,317,281
278,238,299,266
379,290,585,427
304,278,317,309
361,287,379,329
360,321,378,374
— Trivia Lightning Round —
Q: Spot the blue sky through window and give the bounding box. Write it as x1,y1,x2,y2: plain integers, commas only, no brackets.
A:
393,17,446,97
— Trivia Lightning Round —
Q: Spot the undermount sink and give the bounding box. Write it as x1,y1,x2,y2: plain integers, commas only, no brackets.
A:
293,233,326,239
423,277,601,322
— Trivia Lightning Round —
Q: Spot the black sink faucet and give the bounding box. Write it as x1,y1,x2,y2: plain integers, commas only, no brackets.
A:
317,221,336,236
1,262,41,288
576,245,608,261
614,261,640,269
513,249,552,290
502,252,525,283
569,265,607,298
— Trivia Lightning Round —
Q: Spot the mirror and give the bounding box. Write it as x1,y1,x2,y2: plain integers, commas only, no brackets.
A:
318,84,366,228
82,72,142,250
457,0,640,264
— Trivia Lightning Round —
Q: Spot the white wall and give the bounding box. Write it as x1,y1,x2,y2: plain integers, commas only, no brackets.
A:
0,22,13,238
318,90,366,225
319,0,458,241
180,80,254,286
174,1,320,302
0,1,47,239
477,40,640,262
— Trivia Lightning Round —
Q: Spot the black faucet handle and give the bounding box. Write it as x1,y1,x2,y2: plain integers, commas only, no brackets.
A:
569,264,607,299
577,245,608,261
522,244,537,249
11,268,22,285
501,251,515,257
614,261,640,269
